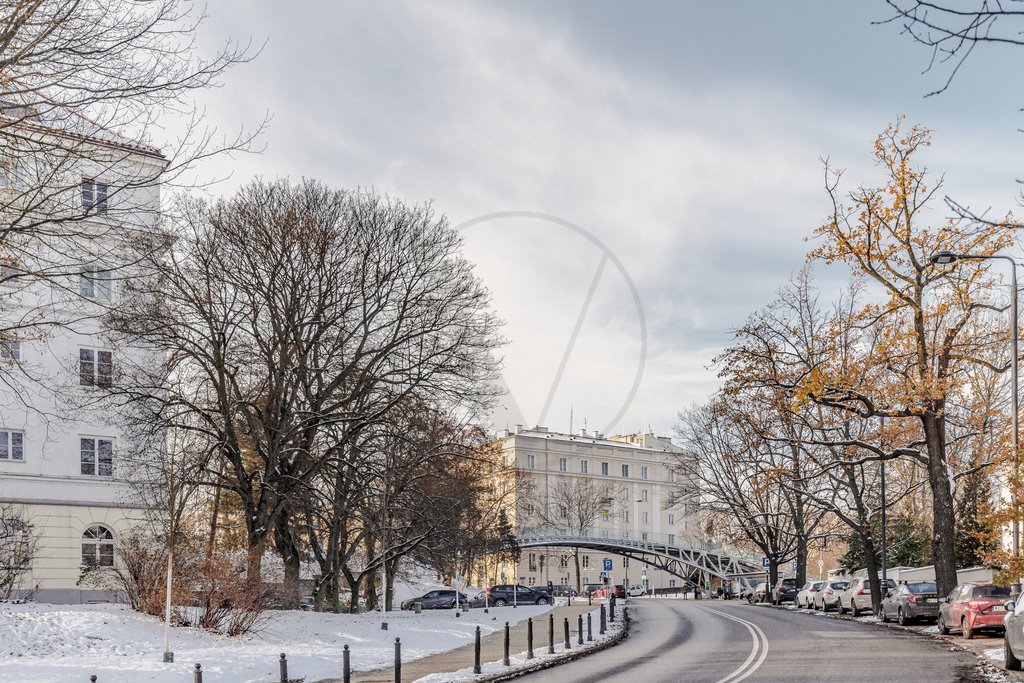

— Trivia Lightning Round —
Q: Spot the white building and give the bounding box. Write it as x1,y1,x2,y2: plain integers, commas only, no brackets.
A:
496,426,700,591
0,112,167,602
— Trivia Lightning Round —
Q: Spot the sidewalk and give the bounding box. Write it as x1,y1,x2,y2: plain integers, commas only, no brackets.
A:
321,602,608,683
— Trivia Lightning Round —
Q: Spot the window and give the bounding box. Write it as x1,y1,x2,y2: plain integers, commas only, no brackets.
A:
80,437,113,476
641,512,649,524
0,158,25,191
641,532,648,541
641,466,649,480
81,179,108,213
527,454,536,469
79,349,113,386
559,555,568,568
0,340,19,361
0,430,23,461
621,464,629,478
667,469,675,483
528,553,537,571
81,524,114,567
580,460,588,474
624,511,630,523
601,509,609,519
640,489,648,502
527,576,536,586
559,481,568,493
668,514,675,525
669,579,676,588
80,268,112,301
668,534,675,544
559,457,567,472
582,555,590,568
622,557,629,568
558,505,567,519
601,462,609,476
525,503,534,516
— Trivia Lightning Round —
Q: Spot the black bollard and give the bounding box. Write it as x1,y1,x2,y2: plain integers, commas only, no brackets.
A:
587,611,593,641
610,595,616,622
548,613,555,654
279,653,288,683
343,644,351,683
527,617,535,659
563,616,570,649
90,677,97,683
503,621,511,666
577,613,584,645
588,592,592,607
194,663,203,683
394,638,401,683
474,626,482,674
600,604,606,634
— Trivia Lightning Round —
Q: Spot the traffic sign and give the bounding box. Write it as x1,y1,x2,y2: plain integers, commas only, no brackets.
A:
817,559,824,569
762,557,770,568
641,568,647,578
603,558,613,571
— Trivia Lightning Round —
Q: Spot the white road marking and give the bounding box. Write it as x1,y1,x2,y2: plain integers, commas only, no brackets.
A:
703,607,770,683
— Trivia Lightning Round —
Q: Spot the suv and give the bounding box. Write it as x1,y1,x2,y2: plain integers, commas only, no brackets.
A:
771,578,798,604
486,584,550,606
838,577,896,616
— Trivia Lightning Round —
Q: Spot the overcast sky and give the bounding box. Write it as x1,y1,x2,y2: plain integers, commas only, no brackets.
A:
190,1,1024,437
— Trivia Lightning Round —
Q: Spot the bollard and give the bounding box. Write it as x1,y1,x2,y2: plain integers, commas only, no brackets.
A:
279,653,288,683
527,617,535,659
588,592,592,607
577,613,583,645
90,677,97,683
343,644,351,683
548,613,555,654
413,602,422,614
610,595,616,622
600,604,606,634
503,621,511,666
587,611,593,641
563,616,571,649
394,637,401,683
194,663,203,683
473,626,482,674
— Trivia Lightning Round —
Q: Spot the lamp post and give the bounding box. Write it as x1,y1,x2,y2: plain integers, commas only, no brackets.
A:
930,250,1020,596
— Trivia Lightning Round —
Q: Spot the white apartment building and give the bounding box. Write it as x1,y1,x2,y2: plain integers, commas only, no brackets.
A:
0,114,166,602
497,426,700,591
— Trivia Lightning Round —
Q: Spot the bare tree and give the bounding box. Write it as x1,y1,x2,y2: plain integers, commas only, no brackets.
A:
0,504,35,600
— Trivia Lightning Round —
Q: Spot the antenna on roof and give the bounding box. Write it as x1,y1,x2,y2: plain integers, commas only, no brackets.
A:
569,404,574,435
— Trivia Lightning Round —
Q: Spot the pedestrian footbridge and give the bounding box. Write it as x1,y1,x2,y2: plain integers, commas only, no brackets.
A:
516,526,761,585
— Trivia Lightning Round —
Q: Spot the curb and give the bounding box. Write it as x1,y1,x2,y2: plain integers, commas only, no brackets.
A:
474,608,630,682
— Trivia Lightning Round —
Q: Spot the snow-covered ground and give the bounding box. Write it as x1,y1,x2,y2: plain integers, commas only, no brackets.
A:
0,601,553,683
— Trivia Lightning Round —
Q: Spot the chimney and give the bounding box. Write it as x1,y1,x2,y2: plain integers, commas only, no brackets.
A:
592,430,601,439
514,424,523,434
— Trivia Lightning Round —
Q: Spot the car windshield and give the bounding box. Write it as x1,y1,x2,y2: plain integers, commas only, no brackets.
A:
830,581,849,589
907,582,936,594
782,579,796,587
973,585,1011,598
812,582,824,589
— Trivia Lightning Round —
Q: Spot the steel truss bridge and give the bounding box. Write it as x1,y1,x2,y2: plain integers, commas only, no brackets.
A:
516,527,762,586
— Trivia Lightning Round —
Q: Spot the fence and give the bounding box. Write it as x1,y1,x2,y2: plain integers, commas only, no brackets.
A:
82,601,617,682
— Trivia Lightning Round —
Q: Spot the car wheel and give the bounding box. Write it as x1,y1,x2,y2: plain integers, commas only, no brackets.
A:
537,597,548,605
880,606,889,622
937,612,950,635
850,600,858,617
962,617,974,640
837,601,845,614
494,598,507,607
898,608,908,626
1006,638,1023,671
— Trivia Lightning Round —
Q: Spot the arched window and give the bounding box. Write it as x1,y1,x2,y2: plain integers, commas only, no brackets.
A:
81,524,114,567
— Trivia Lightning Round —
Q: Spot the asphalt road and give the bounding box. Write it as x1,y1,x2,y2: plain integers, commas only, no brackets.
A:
517,598,994,682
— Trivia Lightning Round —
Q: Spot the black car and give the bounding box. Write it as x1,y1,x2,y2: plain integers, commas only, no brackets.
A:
772,578,798,604
486,584,550,606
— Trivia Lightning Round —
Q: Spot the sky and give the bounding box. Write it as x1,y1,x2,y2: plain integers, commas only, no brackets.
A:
186,1,1024,437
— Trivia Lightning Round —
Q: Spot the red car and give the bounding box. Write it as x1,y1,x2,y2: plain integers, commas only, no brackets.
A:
937,582,1011,639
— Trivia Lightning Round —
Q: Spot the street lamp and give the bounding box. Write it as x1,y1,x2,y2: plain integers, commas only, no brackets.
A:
930,250,1020,595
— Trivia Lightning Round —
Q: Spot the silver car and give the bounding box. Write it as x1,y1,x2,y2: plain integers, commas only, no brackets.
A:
837,577,896,616
796,581,826,609
815,580,849,611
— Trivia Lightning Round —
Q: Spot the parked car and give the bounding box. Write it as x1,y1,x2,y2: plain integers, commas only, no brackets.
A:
880,581,938,625
795,581,825,609
938,582,1011,639
612,584,626,599
468,591,489,608
549,584,576,597
626,584,647,597
399,589,468,610
771,578,798,604
749,582,769,604
582,583,606,597
815,580,850,611
298,596,315,611
1003,595,1024,670
486,584,550,606
837,577,896,616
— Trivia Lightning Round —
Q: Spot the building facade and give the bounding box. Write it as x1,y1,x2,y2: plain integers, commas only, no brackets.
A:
495,426,700,591
0,117,166,602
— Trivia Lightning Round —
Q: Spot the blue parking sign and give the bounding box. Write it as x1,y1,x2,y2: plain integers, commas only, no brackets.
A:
603,558,613,571
762,557,770,568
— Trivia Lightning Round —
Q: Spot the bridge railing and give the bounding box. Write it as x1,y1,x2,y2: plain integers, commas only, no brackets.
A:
516,525,759,566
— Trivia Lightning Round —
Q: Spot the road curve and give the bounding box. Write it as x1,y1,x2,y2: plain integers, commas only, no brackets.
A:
516,598,992,683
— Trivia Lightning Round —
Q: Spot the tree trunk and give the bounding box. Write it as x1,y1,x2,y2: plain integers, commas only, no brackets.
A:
860,527,883,615
922,410,959,597
274,511,301,608
573,550,582,592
